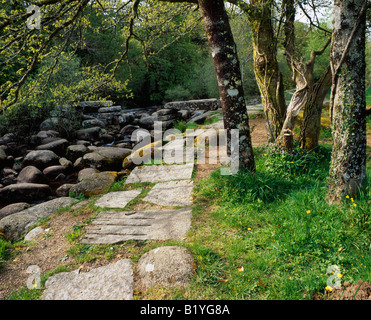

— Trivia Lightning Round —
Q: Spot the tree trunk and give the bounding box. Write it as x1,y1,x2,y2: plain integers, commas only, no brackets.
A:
281,0,331,150
198,0,255,172
300,66,332,150
248,0,287,142
327,0,367,203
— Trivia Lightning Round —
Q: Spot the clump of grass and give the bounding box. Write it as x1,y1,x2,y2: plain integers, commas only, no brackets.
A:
195,168,293,205
259,143,331,180
173,120,199,133
0,239,13,269
204,115,222,125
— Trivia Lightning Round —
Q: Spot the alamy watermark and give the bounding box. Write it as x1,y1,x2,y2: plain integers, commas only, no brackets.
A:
326,265,342,290
130,121,240,175
26,265,41,290
26,5,41,30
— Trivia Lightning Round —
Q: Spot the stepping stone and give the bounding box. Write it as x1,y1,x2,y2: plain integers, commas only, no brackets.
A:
143,180,193,207
42,259,133,300
81,208,192,244
125,163,194,184
137,246,194,290
94,190,142,209
161,139,186,164
161,139,198,164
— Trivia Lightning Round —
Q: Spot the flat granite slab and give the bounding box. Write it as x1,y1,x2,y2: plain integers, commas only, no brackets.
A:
94,190,142,209
125,163,194,184
161,139,186,164
81,208,192,244
143,180,193,207
43,259,133,300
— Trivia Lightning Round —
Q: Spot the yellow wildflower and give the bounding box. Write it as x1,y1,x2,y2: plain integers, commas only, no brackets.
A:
325,286,333,292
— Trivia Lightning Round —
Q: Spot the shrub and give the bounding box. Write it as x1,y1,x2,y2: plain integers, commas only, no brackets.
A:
163,85,191,102
173,120,188,133
0,100,52,139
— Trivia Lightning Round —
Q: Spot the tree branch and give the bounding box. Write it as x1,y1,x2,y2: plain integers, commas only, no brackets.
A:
297,1,332,35
1,0,90,110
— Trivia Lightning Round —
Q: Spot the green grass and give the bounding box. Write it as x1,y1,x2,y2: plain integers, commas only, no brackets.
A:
178,145,371,300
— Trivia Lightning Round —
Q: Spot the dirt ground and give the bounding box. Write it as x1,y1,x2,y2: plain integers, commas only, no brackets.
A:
313,280,371,300
0,202,94,299
0,117,370,300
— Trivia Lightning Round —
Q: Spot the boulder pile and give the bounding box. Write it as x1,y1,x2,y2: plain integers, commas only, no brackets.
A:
0,99,221,212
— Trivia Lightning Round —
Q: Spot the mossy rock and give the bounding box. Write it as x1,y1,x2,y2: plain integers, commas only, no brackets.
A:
69,171,117,197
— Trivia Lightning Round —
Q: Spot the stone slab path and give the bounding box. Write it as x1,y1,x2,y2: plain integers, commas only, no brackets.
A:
125,163,194,184
94,189,142,209
81,208,192,244
82,162,196,246
143,180,193,207
63,141,201,299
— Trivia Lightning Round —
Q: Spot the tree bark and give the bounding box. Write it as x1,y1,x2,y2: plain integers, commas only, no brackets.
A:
300,66,332,150
327,0,367,203
198,0,255,172
281,0,331,150
248,0,287,142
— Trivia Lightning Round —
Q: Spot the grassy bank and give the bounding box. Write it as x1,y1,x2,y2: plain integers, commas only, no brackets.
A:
178,144,370,300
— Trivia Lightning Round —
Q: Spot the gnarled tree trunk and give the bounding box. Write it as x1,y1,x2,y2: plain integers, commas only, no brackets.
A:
300,66,332,150
198,0,255,172
327,0,367,203
281,0,332,150
248,0,287,142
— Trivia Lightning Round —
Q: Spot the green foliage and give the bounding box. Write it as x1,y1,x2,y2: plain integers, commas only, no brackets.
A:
173,120,200,133
173,120,188,133
68,191,87,200
65,223,85,243
164,85,191,102
0,99,52,138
